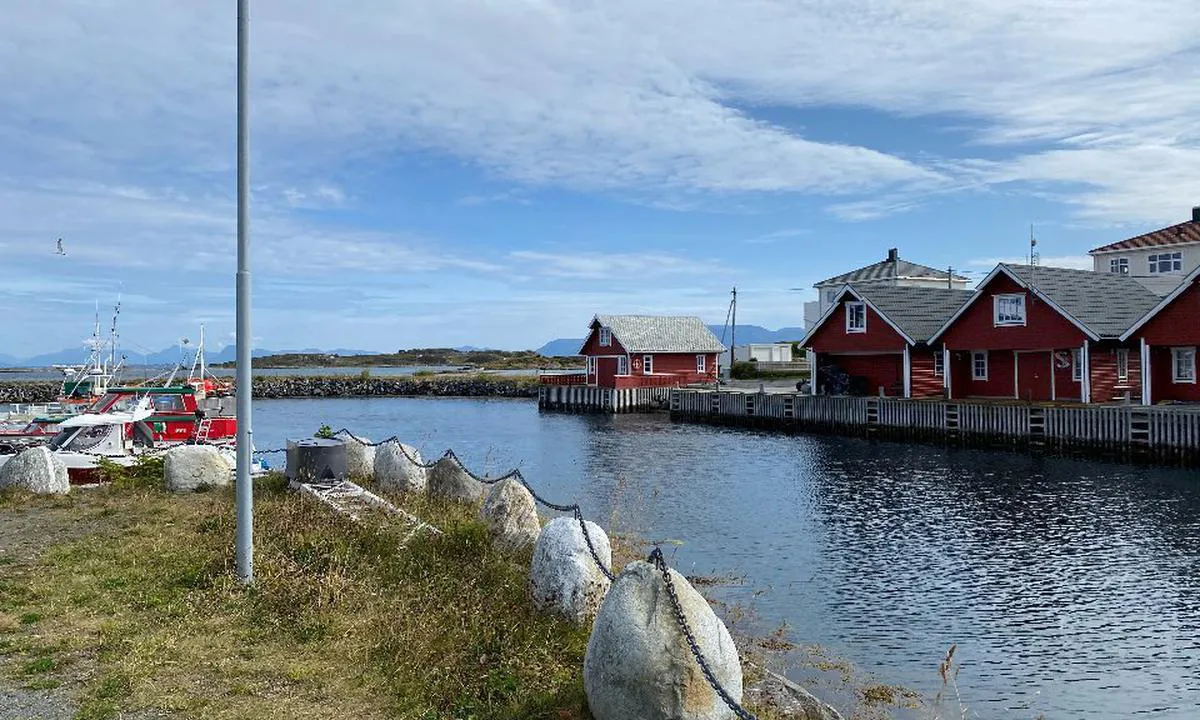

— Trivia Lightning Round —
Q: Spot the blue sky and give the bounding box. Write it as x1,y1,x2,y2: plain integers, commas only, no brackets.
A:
2,1,1198,355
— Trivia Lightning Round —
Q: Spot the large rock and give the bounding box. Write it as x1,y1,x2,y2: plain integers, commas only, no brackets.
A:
529,516,611,623
427,456,486,503
374,440,427,493
584,560,743,720
479,477,541,552
0,447,69,495
163,445,231,493
744,666,844,720
336,431,375,479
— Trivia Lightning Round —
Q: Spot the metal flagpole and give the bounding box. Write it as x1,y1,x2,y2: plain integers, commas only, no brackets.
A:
235,0,254,584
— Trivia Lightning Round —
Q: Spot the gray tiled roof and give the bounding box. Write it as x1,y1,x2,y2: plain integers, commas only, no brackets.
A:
1003,264,1163,338
1133,275,1185,297
594,315,726,353
816,259,967,287
850,284,974,343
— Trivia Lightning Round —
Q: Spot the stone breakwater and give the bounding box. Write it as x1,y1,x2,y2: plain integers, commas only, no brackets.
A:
0,376,539,404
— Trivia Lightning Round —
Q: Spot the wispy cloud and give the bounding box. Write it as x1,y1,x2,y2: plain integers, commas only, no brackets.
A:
968,255,1094,271
509,251,720,280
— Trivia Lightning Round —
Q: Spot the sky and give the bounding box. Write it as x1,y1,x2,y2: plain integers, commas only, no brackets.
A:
1,1,1198,356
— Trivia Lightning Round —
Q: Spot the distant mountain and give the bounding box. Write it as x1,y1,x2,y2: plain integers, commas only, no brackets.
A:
535,325,808,357
0,345,379,368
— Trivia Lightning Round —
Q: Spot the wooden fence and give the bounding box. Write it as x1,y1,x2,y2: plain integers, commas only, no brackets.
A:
670,390,1200,467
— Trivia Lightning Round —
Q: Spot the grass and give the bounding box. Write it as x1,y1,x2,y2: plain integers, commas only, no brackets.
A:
0,458,947,720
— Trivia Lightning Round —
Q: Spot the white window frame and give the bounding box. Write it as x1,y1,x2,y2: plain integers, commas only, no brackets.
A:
598,327,611,347
586,356,596,375
934,352,944,377
1071,349,1083,382
696,354,706,373
1116,348,1129,382
972,351,988,381
617,355,629,376
824,289,838,305
1149,252,1183,274
1172,347,1196,384
1110,258,1129,275
643,354,654,375
845,302,866,334
993,293,1026,327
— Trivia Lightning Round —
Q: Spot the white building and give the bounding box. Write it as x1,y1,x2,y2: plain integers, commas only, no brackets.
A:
722,343,794,366
1089,207,1200,279
802,248,969,328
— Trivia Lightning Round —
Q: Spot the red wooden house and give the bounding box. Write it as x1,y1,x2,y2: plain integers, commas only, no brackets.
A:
929,264,1163,403
1121,264,1200,404
560,315,723,389
799,284,972,398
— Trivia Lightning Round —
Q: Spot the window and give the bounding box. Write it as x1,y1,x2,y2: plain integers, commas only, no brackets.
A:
586,356,596,375
1172,347,1196,384
1148,252,1183,274
617,355,629,375
1109,258,1129,274
934,352,944,377
643,355,654,375
993,294,1026,326
1116,349,1129,382
972,351,988,381
825,290,838,305
598,327,611,347
1072,349,1083,382
696,354,706,373
845,302,866,333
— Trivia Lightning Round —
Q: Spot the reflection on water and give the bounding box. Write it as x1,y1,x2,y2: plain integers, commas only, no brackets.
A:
253,397,1200,719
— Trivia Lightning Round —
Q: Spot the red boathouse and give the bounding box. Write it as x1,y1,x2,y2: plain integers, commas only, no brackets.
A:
543,315,724,389
930,265,1162,403
1121,265,1200,404
800,283,971,398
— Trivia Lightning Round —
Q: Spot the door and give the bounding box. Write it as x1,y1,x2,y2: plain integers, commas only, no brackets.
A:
1016,351,1052,402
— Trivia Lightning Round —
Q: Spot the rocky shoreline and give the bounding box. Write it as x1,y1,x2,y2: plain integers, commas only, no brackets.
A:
0,375,539,405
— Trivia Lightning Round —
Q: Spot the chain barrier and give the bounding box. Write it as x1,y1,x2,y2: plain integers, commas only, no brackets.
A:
649,547,757,720
328,429,749,705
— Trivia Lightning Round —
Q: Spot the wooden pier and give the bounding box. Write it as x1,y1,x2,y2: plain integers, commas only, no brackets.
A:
670,390,1200,467
538,384,673,413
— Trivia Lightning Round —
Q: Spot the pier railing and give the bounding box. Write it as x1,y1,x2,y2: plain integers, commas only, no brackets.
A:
538,371,587,386
670,390,1200,466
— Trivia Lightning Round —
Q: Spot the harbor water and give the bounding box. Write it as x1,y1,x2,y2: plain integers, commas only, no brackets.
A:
252,396,1200,720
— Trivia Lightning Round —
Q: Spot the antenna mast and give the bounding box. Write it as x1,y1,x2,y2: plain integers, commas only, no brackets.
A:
731,287,737,372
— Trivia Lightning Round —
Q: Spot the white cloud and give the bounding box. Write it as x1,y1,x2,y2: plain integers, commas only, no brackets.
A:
509,250,720,280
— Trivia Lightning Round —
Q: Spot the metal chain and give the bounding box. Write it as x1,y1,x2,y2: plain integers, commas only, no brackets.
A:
328,429,615,578
649,547,757,720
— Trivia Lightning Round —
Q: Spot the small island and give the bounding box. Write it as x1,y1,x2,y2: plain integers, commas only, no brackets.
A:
214,348,582,371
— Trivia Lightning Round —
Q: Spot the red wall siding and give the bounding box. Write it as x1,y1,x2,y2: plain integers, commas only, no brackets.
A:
949,349,1017,398
644,352,719,381
910,349,944,398
1090,343,1140,403
1137,278,1200,346
941,274,1089,350
807,298,908,353
822,354,903,396
580,326,628,357
1149,346,1200,403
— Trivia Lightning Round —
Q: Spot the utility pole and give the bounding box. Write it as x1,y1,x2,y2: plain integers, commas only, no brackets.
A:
235,0,254,585
730,287,737,373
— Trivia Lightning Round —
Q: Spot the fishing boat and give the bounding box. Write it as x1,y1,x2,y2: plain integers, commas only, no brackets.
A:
0,386,255,485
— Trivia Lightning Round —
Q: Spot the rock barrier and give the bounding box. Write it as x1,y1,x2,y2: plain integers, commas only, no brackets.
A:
374,441,427,493
529,517,612,624
585,560,743,720
0,446,69,495
163,445,232,492
479,477,541,552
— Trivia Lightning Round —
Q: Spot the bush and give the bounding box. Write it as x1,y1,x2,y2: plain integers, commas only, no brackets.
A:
730,361,758,379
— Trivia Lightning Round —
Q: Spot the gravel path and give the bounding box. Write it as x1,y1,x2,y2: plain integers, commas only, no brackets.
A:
0,686,76,720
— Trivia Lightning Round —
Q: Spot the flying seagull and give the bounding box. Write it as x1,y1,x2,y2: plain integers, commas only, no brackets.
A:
56,238,66,256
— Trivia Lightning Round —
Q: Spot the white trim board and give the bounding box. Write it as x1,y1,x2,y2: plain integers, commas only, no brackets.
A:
1119,265,1200,341
798,284,917,347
